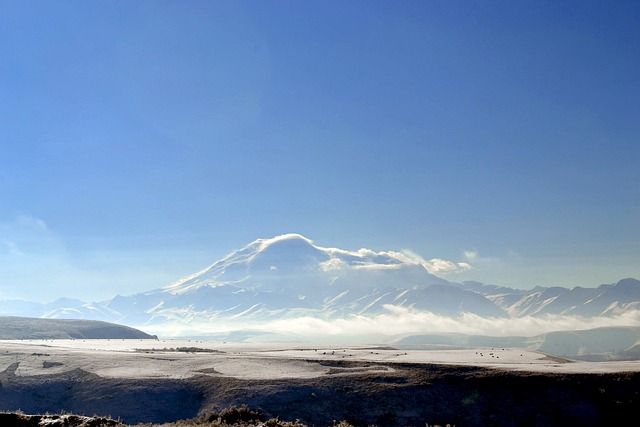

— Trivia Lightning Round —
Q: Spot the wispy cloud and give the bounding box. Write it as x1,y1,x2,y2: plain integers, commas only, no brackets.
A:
144,306,640,342
319,257,349,272
16,213,49,232
0,213,58,257
2,214,44,250
0,213,76,300
1,239,22,256
464,250,478,261
313,239,472,275
255,307,640,338
398,249,473,275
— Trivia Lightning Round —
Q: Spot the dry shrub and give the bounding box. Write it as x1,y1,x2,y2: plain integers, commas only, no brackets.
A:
207,405,264,425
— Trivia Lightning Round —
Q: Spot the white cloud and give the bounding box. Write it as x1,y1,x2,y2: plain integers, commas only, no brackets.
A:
457,262,473,270
255,233,314,251
142,306,640,342
288,305,640,336
351,262,404,271
462,249,507,266
464,250,478,261
396,249,473,275
313,241,472,276
427,258,472,274
319,258,348,272
252,234,470,276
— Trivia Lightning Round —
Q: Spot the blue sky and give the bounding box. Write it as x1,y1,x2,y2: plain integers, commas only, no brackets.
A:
1,0,639,302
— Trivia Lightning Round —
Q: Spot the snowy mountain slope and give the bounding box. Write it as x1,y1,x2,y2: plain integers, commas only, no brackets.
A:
468,278,640,317
525,326,640,359
34,234,505,324
2,234,639,336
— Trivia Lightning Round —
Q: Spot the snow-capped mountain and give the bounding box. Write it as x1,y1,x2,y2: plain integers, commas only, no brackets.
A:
97,233,507,325
458,277,640,317
2,234,639,340
1,234,504,324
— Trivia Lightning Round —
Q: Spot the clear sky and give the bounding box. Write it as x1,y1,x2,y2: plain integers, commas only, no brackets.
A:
1,0,639,302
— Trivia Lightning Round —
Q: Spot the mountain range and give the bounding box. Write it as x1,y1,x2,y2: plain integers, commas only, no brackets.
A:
1,234,639,343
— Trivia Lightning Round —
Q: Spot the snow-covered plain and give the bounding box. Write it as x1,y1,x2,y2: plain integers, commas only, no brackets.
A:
1,339,639,381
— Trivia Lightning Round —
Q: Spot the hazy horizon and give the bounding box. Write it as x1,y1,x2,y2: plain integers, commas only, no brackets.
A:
2,1,639,303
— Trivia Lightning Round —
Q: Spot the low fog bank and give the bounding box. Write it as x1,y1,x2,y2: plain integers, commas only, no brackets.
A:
134,307,640,360
139,306,640,341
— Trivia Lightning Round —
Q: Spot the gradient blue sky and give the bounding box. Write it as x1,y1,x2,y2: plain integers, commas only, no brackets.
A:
1,0,639,302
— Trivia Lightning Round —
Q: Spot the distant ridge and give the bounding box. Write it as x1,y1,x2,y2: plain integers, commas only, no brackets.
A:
394,325,640,361
0,234,638,348
0,316,157,340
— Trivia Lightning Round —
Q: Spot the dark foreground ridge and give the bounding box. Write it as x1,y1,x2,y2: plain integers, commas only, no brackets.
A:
1,360,639,426
0,316,156,340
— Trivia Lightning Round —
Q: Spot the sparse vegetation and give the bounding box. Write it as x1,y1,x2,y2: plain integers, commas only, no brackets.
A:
207,405,264,425
0,408,360,427
135,347,224,354
0,412,123,427
133,405,343,427
0,410,461,427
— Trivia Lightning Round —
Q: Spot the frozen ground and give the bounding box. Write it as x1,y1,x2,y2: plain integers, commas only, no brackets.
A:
1,339,639,380
2,339,639,426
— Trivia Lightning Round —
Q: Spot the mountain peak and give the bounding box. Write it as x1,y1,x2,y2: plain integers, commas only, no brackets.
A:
615,278,640,287
252,233,315,252
248,233,328,269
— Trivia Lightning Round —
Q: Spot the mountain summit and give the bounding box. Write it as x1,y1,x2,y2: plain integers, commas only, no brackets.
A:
148,233,476,320
38,233,505,325
3,234,638,340
164,234,332,295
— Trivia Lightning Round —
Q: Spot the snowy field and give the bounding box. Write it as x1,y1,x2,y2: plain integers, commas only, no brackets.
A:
1,339,639,381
